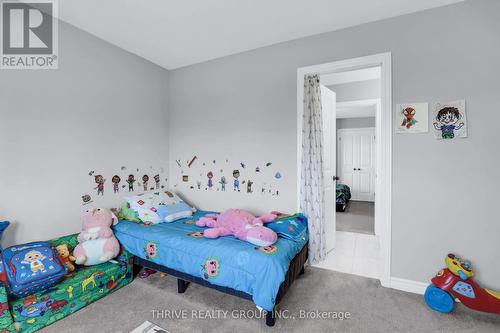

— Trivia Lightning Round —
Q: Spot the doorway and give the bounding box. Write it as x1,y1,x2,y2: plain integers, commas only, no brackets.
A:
297,53,392,286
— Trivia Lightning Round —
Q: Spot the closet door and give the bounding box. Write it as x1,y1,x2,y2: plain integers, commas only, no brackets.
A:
338,128,375,202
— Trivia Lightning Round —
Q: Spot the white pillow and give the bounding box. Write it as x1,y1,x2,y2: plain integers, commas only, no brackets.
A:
124,193,162,224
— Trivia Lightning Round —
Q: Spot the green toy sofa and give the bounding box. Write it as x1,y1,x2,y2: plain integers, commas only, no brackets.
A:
0,234,133,333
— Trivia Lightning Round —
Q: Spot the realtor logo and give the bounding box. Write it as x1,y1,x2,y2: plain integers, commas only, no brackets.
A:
1,0,58,69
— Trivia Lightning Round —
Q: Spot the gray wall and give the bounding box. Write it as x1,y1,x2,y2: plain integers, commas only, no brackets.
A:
168,0,500,285
0,21,170,246
328,79,380,102
337,117,375,129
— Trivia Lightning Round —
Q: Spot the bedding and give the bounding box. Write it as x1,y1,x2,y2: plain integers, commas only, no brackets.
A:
113,211,308,311
0,221,9,251
125,191,195,223
336,184,351,212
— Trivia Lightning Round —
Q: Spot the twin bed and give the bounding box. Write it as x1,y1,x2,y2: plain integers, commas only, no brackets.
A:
113,211,309,326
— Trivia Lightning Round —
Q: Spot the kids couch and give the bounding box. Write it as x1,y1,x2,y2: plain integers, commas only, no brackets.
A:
0,234,133,333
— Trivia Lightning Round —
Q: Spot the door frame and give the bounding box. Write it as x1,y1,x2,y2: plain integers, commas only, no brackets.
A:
337,127,376,203
297,52,392,287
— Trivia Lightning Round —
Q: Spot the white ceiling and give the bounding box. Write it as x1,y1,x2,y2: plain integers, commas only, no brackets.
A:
58,0,464,70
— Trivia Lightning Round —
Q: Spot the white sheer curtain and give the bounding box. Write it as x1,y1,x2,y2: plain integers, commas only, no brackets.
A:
301,74,326,263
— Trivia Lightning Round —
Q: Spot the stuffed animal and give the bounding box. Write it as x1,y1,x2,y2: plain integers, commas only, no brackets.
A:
196,209,278,246
74,208,120,266
56,244,76,271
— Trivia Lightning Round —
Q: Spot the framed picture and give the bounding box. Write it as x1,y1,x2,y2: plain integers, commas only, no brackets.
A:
432,100,467,140
395,102,429,133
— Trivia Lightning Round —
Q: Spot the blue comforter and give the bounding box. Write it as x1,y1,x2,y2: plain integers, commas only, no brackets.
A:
113,211,308,311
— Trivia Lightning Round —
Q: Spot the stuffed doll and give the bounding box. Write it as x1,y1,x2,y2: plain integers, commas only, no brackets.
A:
74,208,120,266
196,209,278,246
56,244,76,271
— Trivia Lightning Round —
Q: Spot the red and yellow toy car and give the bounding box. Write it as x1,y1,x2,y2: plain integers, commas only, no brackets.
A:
425,253,500,314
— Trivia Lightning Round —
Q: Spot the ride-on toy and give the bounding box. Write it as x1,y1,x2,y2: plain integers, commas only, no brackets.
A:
425,253,500,314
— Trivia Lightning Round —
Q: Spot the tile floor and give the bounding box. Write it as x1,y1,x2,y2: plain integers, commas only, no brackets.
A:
313,231,380,279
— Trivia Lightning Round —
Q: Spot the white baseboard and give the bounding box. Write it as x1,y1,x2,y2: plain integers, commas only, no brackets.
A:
389,277,428,295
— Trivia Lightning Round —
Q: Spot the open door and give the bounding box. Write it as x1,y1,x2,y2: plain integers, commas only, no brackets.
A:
321,85,337,253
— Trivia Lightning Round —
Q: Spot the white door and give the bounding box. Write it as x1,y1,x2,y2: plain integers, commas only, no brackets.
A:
338,128,375,202
321,85,336,253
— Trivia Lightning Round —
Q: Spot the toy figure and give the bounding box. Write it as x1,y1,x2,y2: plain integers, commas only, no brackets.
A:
401,106,417,129
154,174,160,189
207,171,214,189
94,175,105,196
142,175,149,191
21,250,47,274
196,209,277,246
233,170,240,192
74,208,120,266
219,176,227,191
111,175,121,194
56,244,76,271
126,174,135,192
433,107,464,139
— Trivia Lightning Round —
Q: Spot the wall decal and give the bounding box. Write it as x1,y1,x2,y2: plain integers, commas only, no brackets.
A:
112,175,121,194
432,100,467,140
173,157,282,198
154,174,160,189
396,102,429,133
126,174,136,192
142,175,149,191
175,160,181,167
188,156,197,167
207,171,214,189
88,171,94,176
121,166,126,171
246,180,254,193
82,194,92,205
233,170,241,192
219,176,227,191
94,175,105,196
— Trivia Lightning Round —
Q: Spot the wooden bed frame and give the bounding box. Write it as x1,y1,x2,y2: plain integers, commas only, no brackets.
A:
134,242,308,327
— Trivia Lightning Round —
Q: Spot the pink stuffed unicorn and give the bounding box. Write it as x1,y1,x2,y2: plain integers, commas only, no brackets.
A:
196,209,278,246
74,208,120,266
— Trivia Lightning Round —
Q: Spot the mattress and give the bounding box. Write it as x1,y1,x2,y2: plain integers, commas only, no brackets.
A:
113,211,308,311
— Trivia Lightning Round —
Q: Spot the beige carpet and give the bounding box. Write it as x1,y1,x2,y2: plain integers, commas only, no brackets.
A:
38,266,500,333
337,201,375,235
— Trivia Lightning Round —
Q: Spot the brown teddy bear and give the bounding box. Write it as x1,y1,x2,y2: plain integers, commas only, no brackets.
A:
56,244,76,271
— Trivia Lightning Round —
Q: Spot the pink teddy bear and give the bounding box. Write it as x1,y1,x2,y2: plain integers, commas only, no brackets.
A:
74,208,120,266
196,209,278,246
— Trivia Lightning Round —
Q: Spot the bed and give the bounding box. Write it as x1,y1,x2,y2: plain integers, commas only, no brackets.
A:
336,183,351,212
113,211,309,326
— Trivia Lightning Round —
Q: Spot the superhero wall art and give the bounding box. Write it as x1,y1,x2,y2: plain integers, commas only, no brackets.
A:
395,102,429,133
